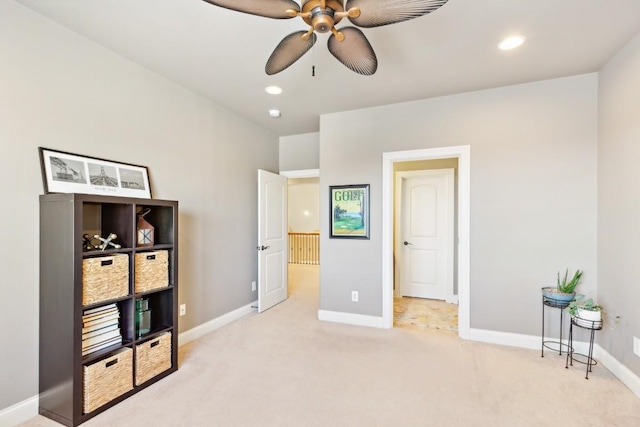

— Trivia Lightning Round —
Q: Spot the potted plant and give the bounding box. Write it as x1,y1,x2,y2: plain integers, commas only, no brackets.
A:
566,297,603,327
541,269,583,307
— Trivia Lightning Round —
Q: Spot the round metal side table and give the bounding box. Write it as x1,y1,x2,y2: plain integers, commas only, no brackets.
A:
541,295,573,357
565,316,603,379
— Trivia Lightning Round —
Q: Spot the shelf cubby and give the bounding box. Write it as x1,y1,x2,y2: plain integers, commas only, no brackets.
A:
40,193,178,426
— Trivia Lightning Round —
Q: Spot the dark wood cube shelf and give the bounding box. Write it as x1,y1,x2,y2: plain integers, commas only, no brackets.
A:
39,193,178,426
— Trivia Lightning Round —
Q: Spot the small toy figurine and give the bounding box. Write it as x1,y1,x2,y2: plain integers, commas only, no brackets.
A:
93,233,122,250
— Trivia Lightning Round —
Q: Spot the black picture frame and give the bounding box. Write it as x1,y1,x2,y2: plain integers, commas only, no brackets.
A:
329,184,370,239
39,147,152,198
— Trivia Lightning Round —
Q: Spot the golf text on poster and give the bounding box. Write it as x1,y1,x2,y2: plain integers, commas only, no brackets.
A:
329,184,370,239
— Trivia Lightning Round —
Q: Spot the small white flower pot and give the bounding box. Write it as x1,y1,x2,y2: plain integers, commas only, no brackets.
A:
576,308,601,327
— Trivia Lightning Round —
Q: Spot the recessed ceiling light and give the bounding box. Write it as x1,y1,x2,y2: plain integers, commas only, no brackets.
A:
268,109,281,118
498,35,526,51
265,86,283,95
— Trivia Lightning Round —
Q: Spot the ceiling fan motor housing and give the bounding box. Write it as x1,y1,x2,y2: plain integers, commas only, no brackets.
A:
302,0,345,33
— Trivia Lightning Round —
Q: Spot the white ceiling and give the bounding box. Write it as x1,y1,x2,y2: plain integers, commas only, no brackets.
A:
15,0,640,137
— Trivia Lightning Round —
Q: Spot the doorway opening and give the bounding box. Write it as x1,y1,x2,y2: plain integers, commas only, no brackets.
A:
287,176,320,266
394,165,458,332
382,146,470,338
281,169,320,303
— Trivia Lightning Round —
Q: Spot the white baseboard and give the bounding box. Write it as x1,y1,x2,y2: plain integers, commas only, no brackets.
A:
0,302,259,427
467,327,592,353
318,310,388,329
178,301,257,346
0,395,38,427
593,344,640,398
4,313,638,426
468,328,640,399
469,328,542,350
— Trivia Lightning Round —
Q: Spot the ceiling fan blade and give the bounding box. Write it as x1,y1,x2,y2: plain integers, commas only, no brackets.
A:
202,0,300,19
266,31,317,75
346,0,448,28
328,27,377,75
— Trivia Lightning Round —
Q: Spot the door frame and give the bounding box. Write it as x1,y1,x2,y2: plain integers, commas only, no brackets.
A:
280,169,319,179
382,146,470,338
395,169,455,303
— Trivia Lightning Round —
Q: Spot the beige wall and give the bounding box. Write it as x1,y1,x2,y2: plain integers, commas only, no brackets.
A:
3,0,639,416
288,178,320,233
0,2,278,410
319,74,598,335
598,31,640,377
279,132,319,172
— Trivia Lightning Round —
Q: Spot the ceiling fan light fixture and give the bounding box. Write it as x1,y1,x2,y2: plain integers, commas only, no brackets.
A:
265,85,283,95
268,109,282,118
498,35,526,51
203,0,450,75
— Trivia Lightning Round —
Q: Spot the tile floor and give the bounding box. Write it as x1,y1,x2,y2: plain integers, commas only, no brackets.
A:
393,296,458,332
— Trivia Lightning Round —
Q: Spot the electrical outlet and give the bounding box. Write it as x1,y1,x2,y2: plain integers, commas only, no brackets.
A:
179,304,186,316
634,337,640,357
351,291,359,302
252,281,257,291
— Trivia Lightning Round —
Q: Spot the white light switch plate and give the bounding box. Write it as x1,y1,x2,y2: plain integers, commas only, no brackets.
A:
634,337,640,357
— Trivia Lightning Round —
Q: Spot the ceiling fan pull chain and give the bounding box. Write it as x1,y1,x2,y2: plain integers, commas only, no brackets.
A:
312,41,316,77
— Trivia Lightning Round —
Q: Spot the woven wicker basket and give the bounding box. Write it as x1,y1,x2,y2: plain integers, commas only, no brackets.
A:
135,332,172,386
134,251,169,293
82,254,129,306
83,347,133,414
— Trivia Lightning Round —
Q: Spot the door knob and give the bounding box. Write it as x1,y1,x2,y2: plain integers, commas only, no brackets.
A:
403,241,412,246
257,245,271,251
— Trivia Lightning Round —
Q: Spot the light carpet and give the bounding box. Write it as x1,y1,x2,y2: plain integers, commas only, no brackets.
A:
20,264,640,426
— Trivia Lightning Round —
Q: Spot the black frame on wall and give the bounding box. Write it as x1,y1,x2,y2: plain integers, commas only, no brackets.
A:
329,184,370,239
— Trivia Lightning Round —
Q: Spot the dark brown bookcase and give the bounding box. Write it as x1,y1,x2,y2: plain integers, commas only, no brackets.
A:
39,193,178,426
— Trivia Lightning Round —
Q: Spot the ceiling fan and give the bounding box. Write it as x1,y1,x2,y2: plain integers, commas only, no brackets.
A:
202,0,449,76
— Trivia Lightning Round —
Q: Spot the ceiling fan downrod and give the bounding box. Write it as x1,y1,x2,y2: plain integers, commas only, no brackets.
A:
287,0,360,41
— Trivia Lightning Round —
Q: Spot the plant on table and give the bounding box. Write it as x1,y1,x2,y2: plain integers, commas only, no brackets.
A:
541,268,583,307
556,268,583,294
565,297,603,323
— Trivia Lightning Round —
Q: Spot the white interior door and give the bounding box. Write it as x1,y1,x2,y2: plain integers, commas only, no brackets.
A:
397,169,454,301
258,170,288,313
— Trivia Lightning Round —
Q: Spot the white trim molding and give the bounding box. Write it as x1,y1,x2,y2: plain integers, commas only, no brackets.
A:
0,302,259,426
593,345,640,398
318,310,386,329
178,301,257,347
468,328,640,399
4,323,638,425
280,169,320,178
382,145,471,337
0,395,38,427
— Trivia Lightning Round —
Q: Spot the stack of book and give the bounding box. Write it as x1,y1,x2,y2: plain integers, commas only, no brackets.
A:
82,303,122,356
